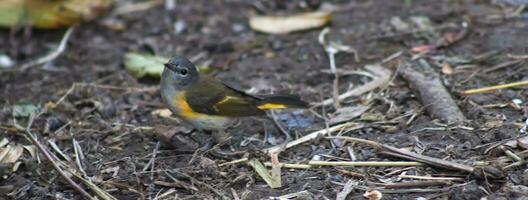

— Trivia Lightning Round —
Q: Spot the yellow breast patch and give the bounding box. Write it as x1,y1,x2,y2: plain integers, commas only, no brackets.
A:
172,92,207,119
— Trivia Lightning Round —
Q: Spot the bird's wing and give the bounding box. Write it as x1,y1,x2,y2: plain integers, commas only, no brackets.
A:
185,76,265,117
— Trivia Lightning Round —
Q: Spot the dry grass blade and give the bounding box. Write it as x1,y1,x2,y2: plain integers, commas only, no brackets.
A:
270,152,282,188
248,158,281,188
461,80,528,95
265,122,363,153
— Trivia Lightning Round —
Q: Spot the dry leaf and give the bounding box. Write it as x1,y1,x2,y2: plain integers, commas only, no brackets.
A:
0,138,8,148
0,0,113,29
0,144,24,163
249,11,332,34
363,190,382,200
441,63,453,75
151,108,173,118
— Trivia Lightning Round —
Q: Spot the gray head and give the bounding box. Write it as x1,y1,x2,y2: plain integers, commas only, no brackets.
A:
161,56,199,89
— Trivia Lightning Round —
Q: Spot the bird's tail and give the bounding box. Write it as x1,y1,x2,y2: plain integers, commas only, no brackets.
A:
256,95,308,110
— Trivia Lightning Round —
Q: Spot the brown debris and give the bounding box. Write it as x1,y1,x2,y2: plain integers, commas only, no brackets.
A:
399,60,466,124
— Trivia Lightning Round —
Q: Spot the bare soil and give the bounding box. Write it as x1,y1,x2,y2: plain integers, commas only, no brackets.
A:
1,0,528,199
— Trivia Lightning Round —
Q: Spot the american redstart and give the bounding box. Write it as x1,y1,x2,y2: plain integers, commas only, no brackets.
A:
160,56,308,132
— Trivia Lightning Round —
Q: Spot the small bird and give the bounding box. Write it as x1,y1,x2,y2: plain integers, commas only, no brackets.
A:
160,56,308,135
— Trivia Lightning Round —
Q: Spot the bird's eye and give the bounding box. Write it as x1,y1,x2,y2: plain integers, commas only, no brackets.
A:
180,69,188,76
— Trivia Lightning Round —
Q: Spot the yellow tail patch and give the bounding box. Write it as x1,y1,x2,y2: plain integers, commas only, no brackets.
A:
257,103,287,110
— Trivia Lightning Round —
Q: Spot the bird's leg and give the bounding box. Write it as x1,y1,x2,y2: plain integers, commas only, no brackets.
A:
268,110,291,142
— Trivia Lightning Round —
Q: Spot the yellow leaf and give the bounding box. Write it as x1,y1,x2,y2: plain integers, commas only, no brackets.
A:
0,0,114,29
249,11,332,34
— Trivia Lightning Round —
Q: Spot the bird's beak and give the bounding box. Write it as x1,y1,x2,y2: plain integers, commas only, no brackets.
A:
164,63,175,71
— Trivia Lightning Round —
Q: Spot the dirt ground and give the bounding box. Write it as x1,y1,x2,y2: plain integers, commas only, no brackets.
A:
1,0,528,199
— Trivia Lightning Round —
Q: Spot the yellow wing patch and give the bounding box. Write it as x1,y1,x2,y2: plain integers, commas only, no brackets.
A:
257,103,287,109
213,95,247,112
216,96,244,105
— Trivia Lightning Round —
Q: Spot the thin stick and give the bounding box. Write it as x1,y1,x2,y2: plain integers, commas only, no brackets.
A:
14,115,94,199
328,136,474,173
269,110,290,141
262,161,423,169
308,160,423,167
313,65,391,107
336,180,355,200
218,158,248,167
19,27,75,71
461,80,528,95
399,175,464,181
265,122,363,153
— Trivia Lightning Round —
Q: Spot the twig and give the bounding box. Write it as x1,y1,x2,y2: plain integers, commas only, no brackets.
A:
231,188,240,200
265,122,363,153
269,110,290,141
307,160,423,167
383,181,451,189
260,161,423,169
399,175,464,181
336,180,356,200
13,114,94,199
270,190,311,200
399,60,466,124
142,142,160,181
507,53,528,60
19,27,75,71
318,28,360,109
218,158,248,167
483,59,523,73
328,136,475,173
461,80,528,95
313,65,391,107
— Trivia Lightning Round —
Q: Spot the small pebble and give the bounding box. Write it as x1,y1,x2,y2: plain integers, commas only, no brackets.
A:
0,54,14,68
174,20,186,34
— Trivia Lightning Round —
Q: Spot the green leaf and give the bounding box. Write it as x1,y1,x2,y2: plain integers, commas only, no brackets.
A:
12,104,40,118
124,52,168,78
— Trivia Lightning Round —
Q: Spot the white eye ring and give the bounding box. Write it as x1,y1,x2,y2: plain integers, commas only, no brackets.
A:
180,69,188,76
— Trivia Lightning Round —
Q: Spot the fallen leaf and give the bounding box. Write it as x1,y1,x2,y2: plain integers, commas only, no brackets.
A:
12,104,40,118
363,190,382,200
0,138,8,148
0,0,114,29
441,63,453,75
151,108,173,118
390,17,411,32
0,144,24,163
249,11,332,34
124,53,168,78
409,16,434,31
